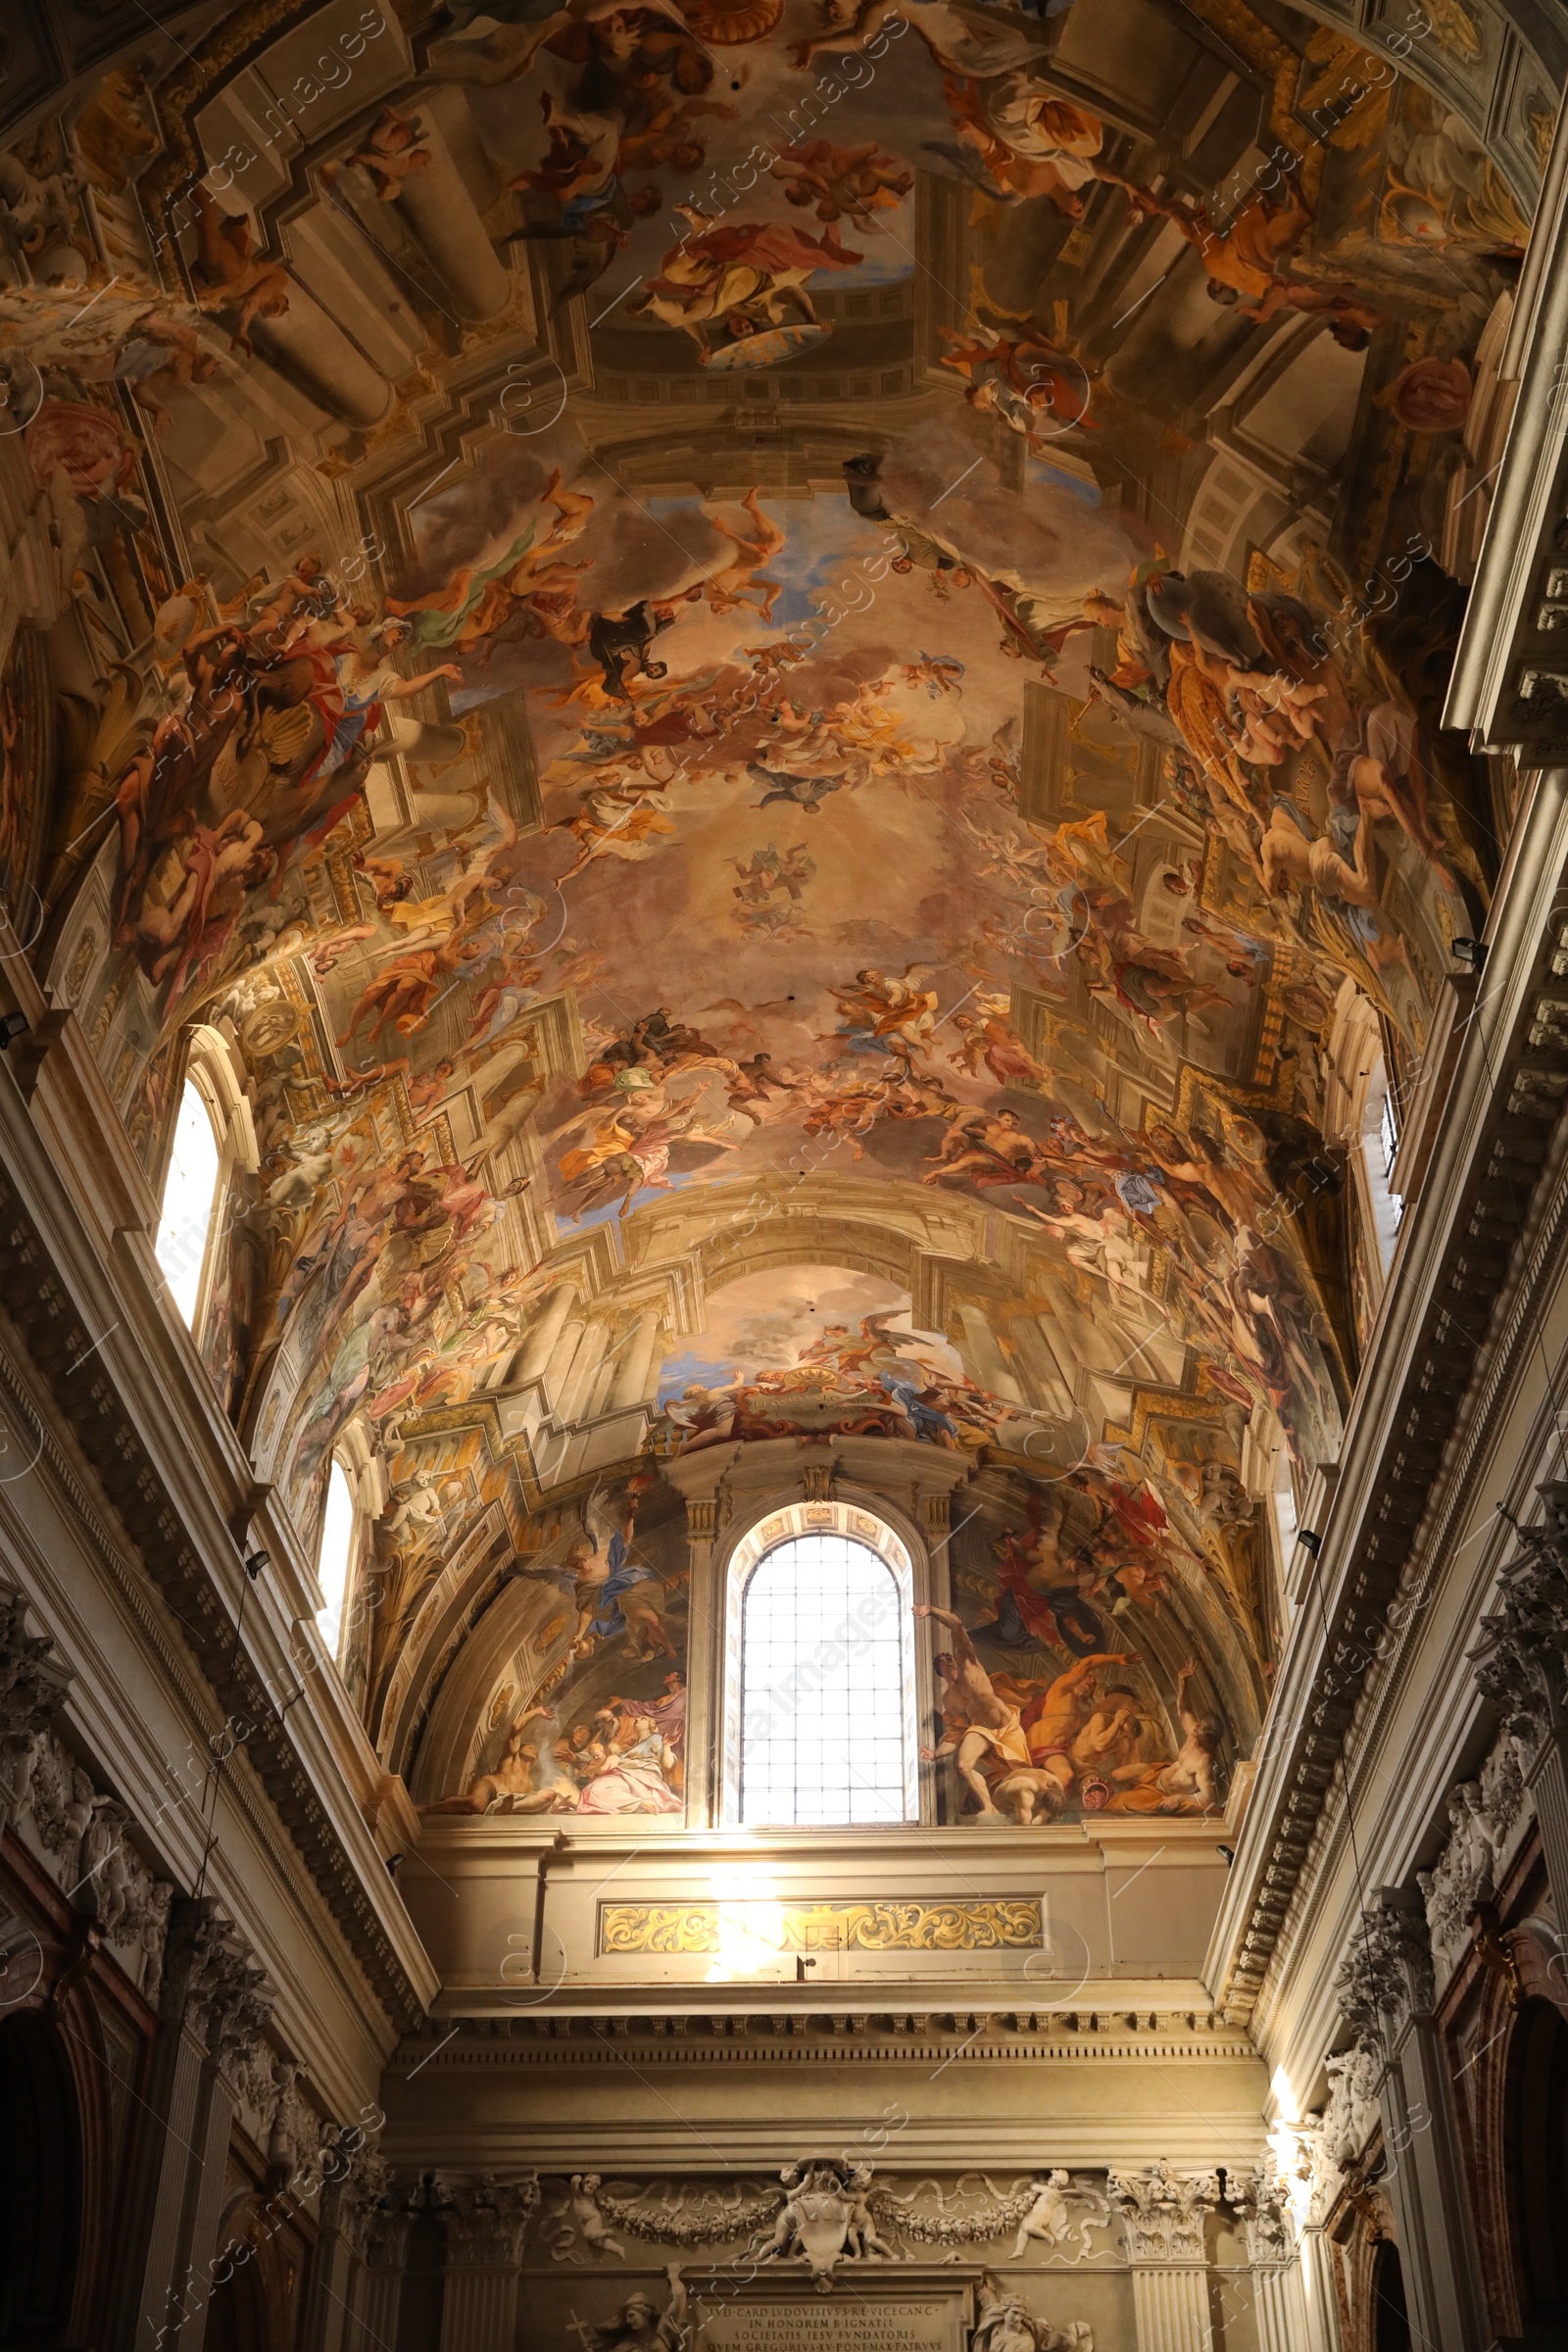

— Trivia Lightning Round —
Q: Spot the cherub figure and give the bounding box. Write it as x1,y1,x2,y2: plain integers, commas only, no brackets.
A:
1010,2170,1106,2261
189,183,291,354
768,138,912,226
553,2174,626,2261
702,488,786,618
331,106,432,199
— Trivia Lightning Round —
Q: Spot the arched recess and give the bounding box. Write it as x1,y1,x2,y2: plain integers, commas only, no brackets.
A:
1506,1991,1568,2328
0,2010,84,2346
408,1566,580,1807
205,2187,300,2352
694,1206,926,1298
205,2246,271,2352
1370,2236,1412,2352
1442,1912,1568,2339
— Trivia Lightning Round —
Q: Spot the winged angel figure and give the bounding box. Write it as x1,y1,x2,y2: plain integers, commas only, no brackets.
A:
972,2274,1094,2352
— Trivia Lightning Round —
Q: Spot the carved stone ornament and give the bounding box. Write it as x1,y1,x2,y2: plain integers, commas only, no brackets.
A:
971,2271,1094,2352
1469,1483,1568,1746
1418,1734,1526,1957
757,2158,898,2288
549,2174,628,2262
436,2172,540,2267
0,1582,72,1838
571,2262,688,2350
1232,2167,1294,2267
1104,2161,1218,2263
1334,1894,1436,2051
265,2056,318,2180
1322,2042,1382,2173
333,2154,395,2258
13,1723,174,2000
552,2167,1113,2264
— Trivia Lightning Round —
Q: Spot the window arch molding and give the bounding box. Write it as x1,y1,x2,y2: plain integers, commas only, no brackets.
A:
716,1494,935,1830
153,1024,258,1339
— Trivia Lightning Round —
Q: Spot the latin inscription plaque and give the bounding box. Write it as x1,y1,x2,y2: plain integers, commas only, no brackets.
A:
693,2276,971,2352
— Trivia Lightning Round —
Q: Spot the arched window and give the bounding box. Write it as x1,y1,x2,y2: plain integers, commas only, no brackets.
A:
316,1459,359,1661
1360,1054,1404,1273
154,1076,222,1329
732,1521,917,1827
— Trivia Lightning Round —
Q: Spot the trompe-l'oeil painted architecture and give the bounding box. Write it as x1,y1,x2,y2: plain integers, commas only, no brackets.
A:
2,0,1567,2343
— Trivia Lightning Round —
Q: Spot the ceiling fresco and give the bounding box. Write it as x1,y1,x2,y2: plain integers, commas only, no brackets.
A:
0,0,1537,1821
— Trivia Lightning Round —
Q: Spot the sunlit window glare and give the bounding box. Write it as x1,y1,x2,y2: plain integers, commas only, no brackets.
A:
154,1081,221,1328
317,1460,357,1659
739,1534,911,1827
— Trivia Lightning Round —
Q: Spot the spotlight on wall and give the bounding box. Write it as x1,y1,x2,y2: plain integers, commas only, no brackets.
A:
1297,1529,1322,1556
0,1011,28,1049
1451,937,1488,970
386,1853,405,1878
1216,1845,1235,1865
243,1548,270,1582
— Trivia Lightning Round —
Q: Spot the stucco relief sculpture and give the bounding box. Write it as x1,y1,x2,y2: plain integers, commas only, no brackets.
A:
574,2266,688,2351
1470,1483,1568,1750
542,2163,1116,2270
971,2274,1094,2352
1105,2161,1217,2262
552,2175,629,2262
1008,2172,1112,2261
757,2158,898,2285
1417,1733,1525,1959
1335,1895,1437,2049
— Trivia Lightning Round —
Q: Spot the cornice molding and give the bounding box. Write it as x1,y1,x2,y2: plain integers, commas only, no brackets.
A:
0,1066,432,2032
1208,774,1568,2021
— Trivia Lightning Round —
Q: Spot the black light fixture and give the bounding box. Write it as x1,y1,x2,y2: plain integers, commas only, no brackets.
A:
243,1547,270,1582
0,1011,28,1049
1451,937,1488,970
1298,1529,1322,1556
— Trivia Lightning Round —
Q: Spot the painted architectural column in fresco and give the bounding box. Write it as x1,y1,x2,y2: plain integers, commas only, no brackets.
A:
393,116,512,323
955,1304,1024,1405
251,282,394,426
557,1321,611,1423
515,1283,575,1384
610,1308,662,1411
543,1310,589,1403
660,1448,732,1828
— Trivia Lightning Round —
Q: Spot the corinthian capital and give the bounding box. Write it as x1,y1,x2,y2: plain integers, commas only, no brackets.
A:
436,2172,539,2267
1470,1484,1568,1741
1335,1891,1435,2049
1105,2160,1218,2262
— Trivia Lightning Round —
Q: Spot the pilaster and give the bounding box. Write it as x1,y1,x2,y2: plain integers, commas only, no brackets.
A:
1108,2163,1218,2352
434,2175,538,2352
1336,1890,1485,2352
